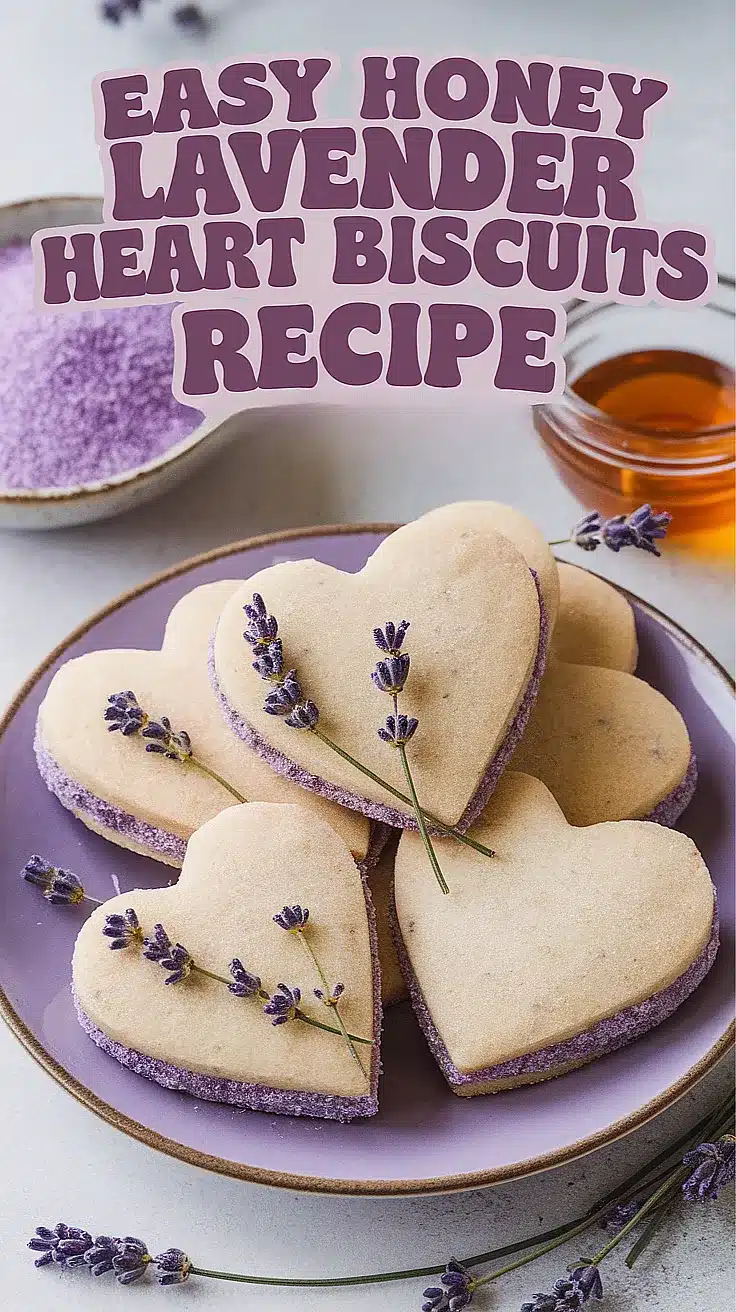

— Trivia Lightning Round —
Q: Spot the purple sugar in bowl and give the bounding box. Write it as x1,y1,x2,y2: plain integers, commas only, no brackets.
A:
0,197,230,530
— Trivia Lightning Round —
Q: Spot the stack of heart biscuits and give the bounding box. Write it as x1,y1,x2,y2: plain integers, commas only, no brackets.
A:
34,502,717,1121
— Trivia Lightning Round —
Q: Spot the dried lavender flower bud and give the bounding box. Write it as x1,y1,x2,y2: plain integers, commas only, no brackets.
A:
155,1247,192,1285
374,620,410,654
84,1235,121,1277
682,1137,736,1201
102,909,143,951
273,904,309,931
22,855,86,905
252,640,284,680
264,672,302,716
285,700,320,730
173,3,209,31
263,983,301,1025
112,1237,153,1285
104,691,145,735
243,593,279,647
378,713,418,747
602,504,672,555
105,692,192,762
143,924,193,985
521,1265,604,1311
228,959,263,998
569,511,604,551
372,653,411,695
571,1267,604,1302
141,716,192,762
28,1224,93,1269
100,0,143,24
568,505,671,555
314,982,345,1006
422,1258,475,1311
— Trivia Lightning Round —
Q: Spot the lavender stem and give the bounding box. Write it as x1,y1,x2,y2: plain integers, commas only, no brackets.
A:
189,758,247,804
297,930,368,1077
312,728,495,859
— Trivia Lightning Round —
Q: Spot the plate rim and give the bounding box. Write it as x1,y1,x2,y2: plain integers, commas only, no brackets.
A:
1,523,733,1197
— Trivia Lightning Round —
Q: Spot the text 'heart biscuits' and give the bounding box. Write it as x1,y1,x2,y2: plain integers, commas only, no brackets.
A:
73,803,381,1121
393,773,717,1095
472,505,695,825
551,563,638,673
35,581,374,869
213,504,549,831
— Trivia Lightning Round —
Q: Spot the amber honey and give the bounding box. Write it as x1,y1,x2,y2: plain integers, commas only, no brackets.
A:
534,281,736,554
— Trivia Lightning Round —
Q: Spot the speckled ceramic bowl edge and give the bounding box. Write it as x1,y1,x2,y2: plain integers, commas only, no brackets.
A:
0,196,234,530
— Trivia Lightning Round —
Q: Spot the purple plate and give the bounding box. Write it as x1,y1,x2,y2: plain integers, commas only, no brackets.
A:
0,528,733,1196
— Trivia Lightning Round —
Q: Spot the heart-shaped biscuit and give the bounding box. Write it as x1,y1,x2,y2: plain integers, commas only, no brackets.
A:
468,505,694,824
551,563,638,672
35,581,374,869
510,658,694,825
213,505,548,831
393,773,717,1095
73,803,380,1120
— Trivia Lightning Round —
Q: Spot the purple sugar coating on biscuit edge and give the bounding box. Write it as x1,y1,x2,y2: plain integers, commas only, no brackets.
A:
34,729,187,864
33,726,387,876
209,571,550,834
389,895,719,1089
74,991,379,1121
644,751,698,826
73,864,384,1124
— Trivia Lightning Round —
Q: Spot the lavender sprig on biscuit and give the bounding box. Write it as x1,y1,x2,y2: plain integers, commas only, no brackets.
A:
371,620,449,896
95,905,372,1050
274,903,367,1076
103,691,247,803
243,594,495,863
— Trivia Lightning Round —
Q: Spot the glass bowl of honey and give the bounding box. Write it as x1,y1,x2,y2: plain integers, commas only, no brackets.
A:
534,275,735,549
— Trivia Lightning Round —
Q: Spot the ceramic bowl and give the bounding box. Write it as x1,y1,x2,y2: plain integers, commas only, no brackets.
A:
0,196,234,530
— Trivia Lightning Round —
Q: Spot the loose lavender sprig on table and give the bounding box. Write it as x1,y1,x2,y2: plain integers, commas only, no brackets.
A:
274,904,367,1077
29,1090,734,1299
101,1,209,32
372,620,449,895
22,855,103,907
99,909,372,1049
244,595,495,863
104,691,247,804
549,504,672,555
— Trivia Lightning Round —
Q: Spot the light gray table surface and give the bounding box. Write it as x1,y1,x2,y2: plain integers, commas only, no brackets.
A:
0,2,734,1309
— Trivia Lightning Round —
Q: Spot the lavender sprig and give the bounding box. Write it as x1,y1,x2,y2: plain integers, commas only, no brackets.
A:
26,1088,735,1297
372,620,450,896
101,0,209,31
244,595,495,863
550,504,672,555
521,1265,603,1310
28,1223,93,1269
273,904,368,1078
104,691,247,804
422,1259,475,1310
682,1137,735,1201
100,910,371,1047
142,924,193,986
22,855,94,906
102,909,143,950
113,1238,154,1286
